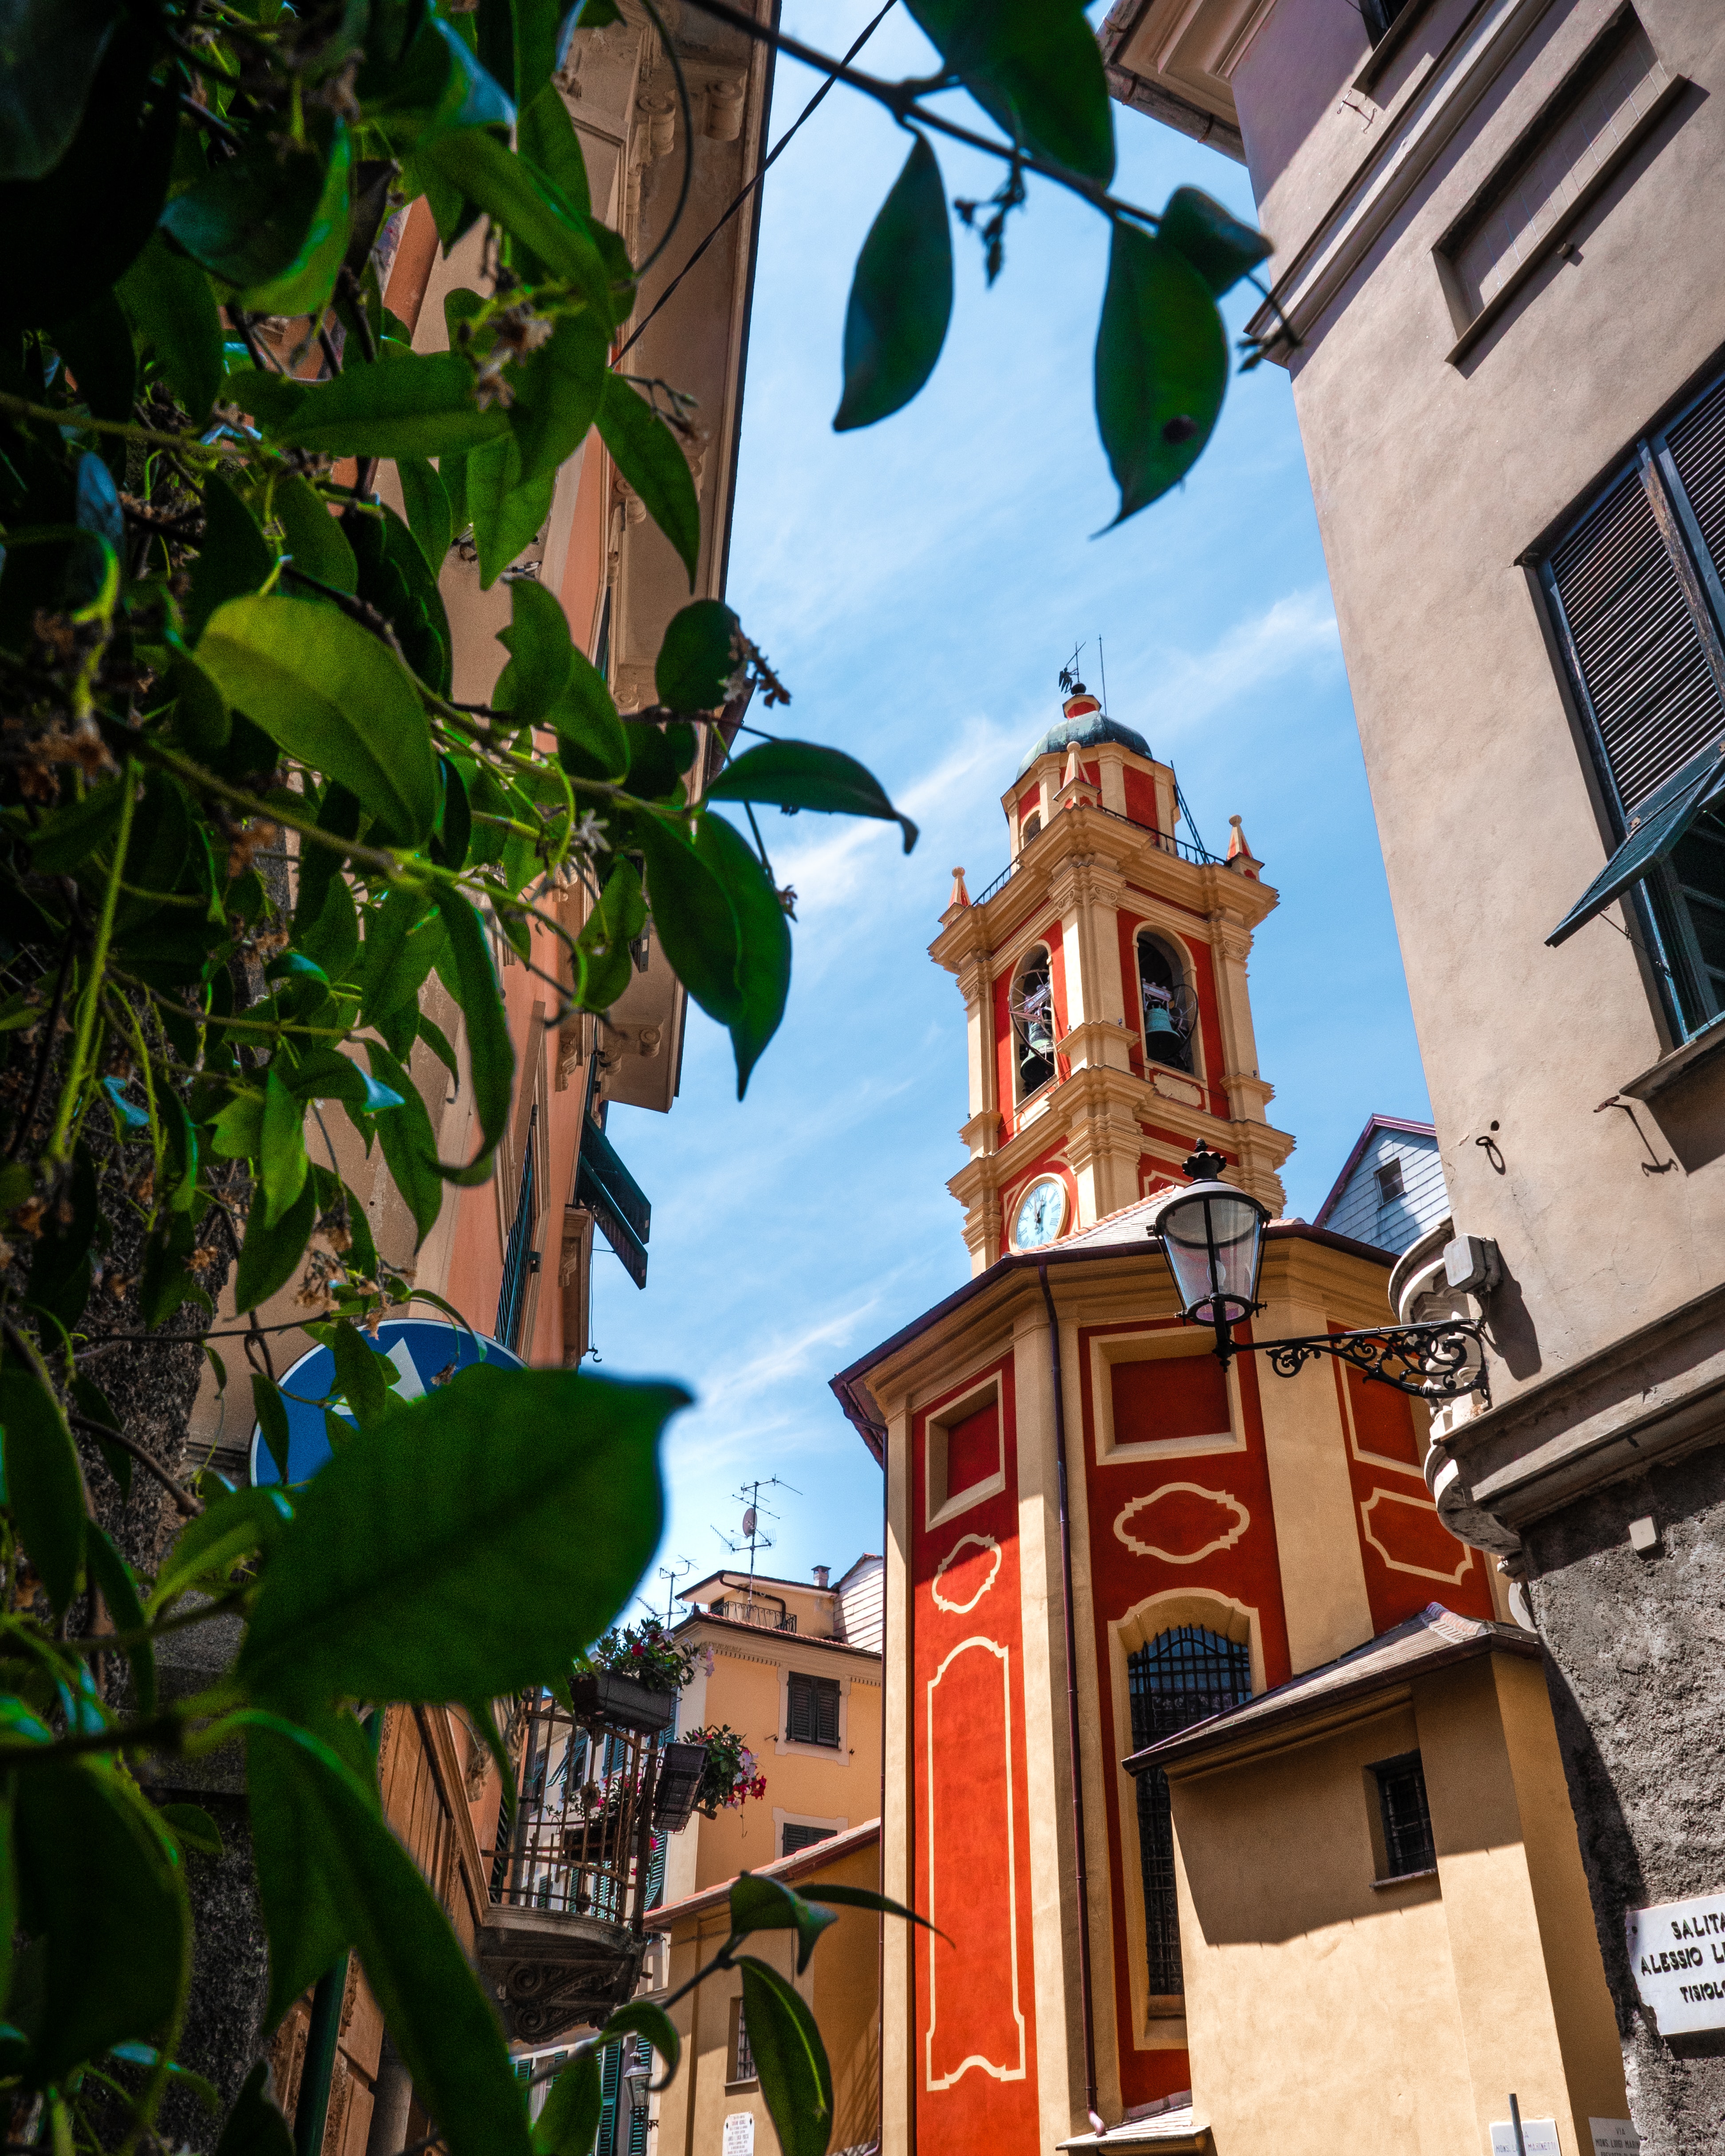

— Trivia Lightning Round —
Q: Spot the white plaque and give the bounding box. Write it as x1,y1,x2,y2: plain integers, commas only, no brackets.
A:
1625,1887,1725,2034
1489,2123,1559,2155
1589,2125,1641,2156
722,2113,755,2156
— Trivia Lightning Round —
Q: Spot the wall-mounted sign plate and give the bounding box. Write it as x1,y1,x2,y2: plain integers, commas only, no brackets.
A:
248,1318,525,1486
1489,2123,1557,2156
1627,1887,1725,2035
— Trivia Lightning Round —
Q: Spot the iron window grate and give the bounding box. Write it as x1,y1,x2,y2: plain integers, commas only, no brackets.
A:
1373,1751,1437,1878
1128,1627,1252,1996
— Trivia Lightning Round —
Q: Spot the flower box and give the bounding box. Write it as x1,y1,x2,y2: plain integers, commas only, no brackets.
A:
569,1670,677,1734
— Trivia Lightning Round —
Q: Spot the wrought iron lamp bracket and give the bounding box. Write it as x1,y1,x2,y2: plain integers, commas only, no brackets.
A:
1229,1319,1491,1405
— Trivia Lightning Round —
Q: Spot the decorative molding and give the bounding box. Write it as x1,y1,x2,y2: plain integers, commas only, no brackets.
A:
1115,1483,1251,1565
1359,1487,1477,1583
931,1533,1003,1614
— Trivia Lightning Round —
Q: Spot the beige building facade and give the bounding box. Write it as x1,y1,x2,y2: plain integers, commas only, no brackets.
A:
1098,3,1725,2147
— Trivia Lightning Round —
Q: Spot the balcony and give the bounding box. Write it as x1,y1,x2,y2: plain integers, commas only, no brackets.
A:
714,1599,798,1633
477,1675,705,2044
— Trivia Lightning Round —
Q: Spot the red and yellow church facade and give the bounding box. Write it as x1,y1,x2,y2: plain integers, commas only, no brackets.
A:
832,693,1628,2156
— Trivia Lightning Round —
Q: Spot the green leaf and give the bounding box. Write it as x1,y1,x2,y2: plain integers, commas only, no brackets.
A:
0,0,117,181
397,456,453,575
509,308,608,488
71,1373,128,1500
774,1880,944,1939
596,375,699,587
261,1067,310,1230
833,135,952,433
418,127,610,312
240,121,353,318
25,774,123,873
532,2052,601,2156
905,0,1113,184
511,0,563,110
14,1762,189,2085
153,1486,294,1606
161,130,333,291
186,474,275,646
1157,186,1272,298
361,1042,443,1243
595,2000,681,2085
214,2061,294,2156
655,600,739,711
210,1087,266,1161
268,351,512,461
197,595,440,845
551,649,627,780
85,1524,154,1716
0,1345,84,1615
432,889,514,1165
234,1172,319,1314
52,287,136,452
631,814,740,1027
736,1956,832,2156
572,856,643,1011
158,1803,225,1860
271,474,358,596
360,13,514,144
466,433,555,587
519,80,591,220
729,1873,837,1976
238,1366,685,1707
704,740,918,852
694,813,790,1100
244,1715,533,2156
434,755,473,872
118,233,222,427
252,1374,291,1485
346,500,453,699
496,574,573,724
1093,223,1228,528
25,1143,96,1329
327,1320,391,1430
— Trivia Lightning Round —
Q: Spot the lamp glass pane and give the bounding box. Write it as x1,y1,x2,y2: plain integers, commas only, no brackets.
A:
1160,1191,1264,1323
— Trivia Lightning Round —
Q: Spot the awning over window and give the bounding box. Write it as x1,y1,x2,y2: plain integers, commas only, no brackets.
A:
1547,739,1725,946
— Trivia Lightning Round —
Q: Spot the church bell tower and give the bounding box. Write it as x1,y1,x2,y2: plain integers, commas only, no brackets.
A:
933,679,1294,1272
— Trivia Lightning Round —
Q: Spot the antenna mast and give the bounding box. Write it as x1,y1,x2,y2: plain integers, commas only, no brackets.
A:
711,1477,801,1605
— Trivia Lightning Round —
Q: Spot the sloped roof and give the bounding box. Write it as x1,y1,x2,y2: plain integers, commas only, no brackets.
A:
648,1818,881,1933
1122,1604,1538,1774
1018,711,1152,776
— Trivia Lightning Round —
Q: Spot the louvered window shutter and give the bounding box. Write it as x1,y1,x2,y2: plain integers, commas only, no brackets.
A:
786,1672,840,1746
1541,369,1725,1031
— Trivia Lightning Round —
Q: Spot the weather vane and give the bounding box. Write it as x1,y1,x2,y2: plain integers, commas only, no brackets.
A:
1058,639,1087,696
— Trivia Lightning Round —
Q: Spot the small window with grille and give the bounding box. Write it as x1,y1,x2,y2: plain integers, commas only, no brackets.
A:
1128,1626,1252,1999
1539,364,1725,1041
786,1671,842,1748
1375,1157,1405,1204
728,1996,756,2085
1371,1751,1437,1880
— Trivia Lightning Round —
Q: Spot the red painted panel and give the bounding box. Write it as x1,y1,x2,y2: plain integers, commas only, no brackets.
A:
1111,1355,1231,1446
1327,1354,1494,1630
912,1357,1040,2153
947,1404,1000,1498
1077,1320,1291,2112
1122,767,1161,832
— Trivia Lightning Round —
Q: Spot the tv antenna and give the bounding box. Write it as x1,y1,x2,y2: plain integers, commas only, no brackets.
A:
1058,640,1087,696
712,1476,799,1604
656,1557,693,1622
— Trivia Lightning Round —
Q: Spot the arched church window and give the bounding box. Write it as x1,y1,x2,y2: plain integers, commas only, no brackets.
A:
1137,932,1196,1075
1022,811,1042,842
1128,1625,1252,1995
1008,948,1056,1098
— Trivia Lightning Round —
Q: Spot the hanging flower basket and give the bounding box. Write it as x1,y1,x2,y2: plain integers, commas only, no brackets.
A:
568,1670,677,1734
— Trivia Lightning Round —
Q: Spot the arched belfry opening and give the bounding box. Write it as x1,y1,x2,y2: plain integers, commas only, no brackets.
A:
1137,932,1196,1075
1009,947,1056,1098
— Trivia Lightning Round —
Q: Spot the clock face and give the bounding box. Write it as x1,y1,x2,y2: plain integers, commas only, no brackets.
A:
1012,1176,1068,1250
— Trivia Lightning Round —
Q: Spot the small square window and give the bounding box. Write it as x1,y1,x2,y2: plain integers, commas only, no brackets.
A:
1375,1158,1404,1204
781,1821,836,1857
1372,1752,1436,1878
786,1672,841,1747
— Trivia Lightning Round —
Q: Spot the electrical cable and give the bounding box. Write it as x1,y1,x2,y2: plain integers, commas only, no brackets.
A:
615,0,899,360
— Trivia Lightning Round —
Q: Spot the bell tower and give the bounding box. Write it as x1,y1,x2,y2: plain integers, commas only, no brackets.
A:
933,679,1294,1272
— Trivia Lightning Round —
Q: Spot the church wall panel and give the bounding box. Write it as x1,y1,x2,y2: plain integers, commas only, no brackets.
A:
911,1353,1041,2154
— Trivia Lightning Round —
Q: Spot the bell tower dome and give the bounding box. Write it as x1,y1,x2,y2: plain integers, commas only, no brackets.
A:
932,680,1293,1273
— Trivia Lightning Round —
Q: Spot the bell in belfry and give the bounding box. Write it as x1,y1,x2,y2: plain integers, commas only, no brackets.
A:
1145,993,1181,1045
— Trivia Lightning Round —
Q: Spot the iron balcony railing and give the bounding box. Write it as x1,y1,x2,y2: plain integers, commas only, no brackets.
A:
715,1599,798,1632
971,807,1216,909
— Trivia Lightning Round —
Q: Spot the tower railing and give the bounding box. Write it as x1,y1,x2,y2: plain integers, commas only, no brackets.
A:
971,808,1215,907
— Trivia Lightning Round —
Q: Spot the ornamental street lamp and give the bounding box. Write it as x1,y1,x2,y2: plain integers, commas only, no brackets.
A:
1149,1147,1490,1404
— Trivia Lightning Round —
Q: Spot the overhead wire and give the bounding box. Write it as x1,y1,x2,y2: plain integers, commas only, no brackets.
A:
615,0,900,360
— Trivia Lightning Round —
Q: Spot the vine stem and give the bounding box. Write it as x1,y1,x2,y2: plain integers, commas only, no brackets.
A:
674,0,1161,229
0,391,246,459
70,1415,203,1519
47,759,138,1164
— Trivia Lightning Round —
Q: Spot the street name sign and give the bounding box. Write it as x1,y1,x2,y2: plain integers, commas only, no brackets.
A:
1626,1887,1725,2034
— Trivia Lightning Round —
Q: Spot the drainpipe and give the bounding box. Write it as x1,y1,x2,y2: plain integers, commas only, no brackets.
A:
1038,1262,1099,2125
293,1955,347,2156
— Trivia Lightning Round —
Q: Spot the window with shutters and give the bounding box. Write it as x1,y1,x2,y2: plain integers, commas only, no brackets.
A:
780,1819,838,1857
1540,365,1725,1042
786,1670,842,1748
1127,1627,1252,1999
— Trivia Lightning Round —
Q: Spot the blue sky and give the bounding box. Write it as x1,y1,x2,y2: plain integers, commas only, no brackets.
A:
597,1,1431,1612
